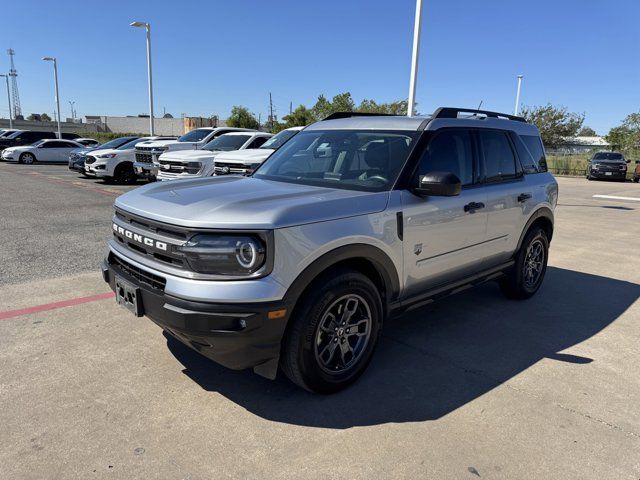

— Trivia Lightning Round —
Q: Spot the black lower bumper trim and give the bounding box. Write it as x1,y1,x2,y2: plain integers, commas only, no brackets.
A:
102,261,291,371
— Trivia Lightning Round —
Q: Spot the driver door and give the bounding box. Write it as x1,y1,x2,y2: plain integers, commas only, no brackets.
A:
400,128,488,297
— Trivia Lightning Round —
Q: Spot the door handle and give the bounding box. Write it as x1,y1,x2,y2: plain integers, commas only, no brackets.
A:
517,193,532,203
464,202,485,212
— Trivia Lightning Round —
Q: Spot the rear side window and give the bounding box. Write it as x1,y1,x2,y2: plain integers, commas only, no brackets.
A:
479,130,517,181
419,129,474,185
520,135,547,172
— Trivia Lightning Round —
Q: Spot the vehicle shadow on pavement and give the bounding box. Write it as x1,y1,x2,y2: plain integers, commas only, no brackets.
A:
165,266,640,428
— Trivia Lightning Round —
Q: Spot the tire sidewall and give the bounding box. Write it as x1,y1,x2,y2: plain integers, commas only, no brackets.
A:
515,228,549,295
294,273,383,393
20,153,35,164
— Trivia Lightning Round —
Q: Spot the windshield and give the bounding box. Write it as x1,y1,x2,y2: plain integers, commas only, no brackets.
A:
178,129,211,142
99,137,134,150
260,129,299,150
203,134,252,151
593,152,623,161
254,130,418,192
0,130,16,138
118,138,144,150
6,131,22,139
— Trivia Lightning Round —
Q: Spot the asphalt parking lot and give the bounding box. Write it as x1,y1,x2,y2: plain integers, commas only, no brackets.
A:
1,163,639,479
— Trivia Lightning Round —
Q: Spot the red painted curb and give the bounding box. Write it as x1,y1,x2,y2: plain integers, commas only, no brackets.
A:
0,292,115,321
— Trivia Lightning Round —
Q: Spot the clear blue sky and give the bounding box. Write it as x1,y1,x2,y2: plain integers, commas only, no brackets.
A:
0,0,637,134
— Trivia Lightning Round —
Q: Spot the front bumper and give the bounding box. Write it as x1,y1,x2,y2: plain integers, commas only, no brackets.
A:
133,161,158,180
102,252,291,374
589,169,626,180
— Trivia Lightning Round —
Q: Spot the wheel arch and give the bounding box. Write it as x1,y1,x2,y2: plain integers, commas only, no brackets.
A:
516,207,554,252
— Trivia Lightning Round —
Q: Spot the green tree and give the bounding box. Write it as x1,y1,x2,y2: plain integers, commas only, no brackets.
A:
226,106,260,130
606,113,640,154
40,113,52,122
311,92,355,120
281,105,315,129
577,126,597,136
358,99,410,115
26,113,41,121
521,104,584,148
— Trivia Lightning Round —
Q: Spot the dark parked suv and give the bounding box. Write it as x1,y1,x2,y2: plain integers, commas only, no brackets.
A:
586,152,629,181
0,130,80,152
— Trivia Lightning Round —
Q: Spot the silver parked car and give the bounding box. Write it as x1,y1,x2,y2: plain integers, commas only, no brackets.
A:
103,107,557,393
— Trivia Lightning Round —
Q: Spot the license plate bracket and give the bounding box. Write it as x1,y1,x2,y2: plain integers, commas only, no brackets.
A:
605,172,612,176
115,275,144,317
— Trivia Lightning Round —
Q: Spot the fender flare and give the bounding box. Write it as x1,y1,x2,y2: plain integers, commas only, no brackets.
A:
282,243,401,307
516,207,554,252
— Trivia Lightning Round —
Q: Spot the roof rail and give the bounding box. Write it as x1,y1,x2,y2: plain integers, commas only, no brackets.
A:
432,107,526,123
323,111,395,121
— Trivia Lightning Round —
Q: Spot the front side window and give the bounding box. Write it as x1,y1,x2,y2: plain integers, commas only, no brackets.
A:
260,129,299,149
255,130,418,192
203,134,252,151
118,138,143,150
480,130,518,181
43,141,66,148
178,129,211,142
419,129,474,185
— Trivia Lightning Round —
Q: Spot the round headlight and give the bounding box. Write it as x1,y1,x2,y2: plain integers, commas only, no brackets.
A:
236,239,259,268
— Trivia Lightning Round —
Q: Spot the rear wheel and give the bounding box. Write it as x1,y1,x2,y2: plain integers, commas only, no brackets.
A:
113,162,136,184
19,152,36,164
281,269,383,393
500,227,549,300
634,177,639,183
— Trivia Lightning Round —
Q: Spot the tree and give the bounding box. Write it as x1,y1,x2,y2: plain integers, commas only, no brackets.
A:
281,105,315,129
577,126,597,136
606,112,640,154
40,113,52,122
358,99,410,115
26,114,41,121
521,104,584,148
311,92,355,121
226,106,260,130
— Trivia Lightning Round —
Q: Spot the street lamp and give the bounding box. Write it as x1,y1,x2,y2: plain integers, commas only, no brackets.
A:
0,74,12,129
130,21,155,135
42,57,62,138
407,0,423,117
514,75,524,116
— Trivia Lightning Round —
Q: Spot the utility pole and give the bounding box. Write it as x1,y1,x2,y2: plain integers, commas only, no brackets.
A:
0,74,12,128
7,49,22,119
269,92,274,132
68,100,76,120
514,75,523,116
130,21,155,135
289,101,292,115
407,0,423,117
42,57,62,139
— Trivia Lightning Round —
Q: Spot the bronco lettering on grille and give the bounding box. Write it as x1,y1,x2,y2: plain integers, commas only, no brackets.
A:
112,223,168,251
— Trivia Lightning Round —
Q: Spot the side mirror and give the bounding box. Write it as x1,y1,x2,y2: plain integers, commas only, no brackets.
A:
414,171,461,197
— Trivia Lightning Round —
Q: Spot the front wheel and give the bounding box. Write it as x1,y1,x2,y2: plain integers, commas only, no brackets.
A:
281,269,383,393
19,152,36,164
113,163,136,184
500,227,549,300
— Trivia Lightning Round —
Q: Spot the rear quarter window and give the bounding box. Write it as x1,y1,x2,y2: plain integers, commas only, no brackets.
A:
519,134,547,172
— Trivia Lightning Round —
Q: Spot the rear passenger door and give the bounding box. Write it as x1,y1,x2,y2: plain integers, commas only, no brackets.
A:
477,129,530,266
400,128,489,297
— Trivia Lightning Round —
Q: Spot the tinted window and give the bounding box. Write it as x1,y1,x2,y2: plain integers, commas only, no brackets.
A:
480,130,517,181
248,137,268,149
255,130,418,192
118,138,145,150
593,152,623,161
520,135,547,172
260,129,298,149
511,134,538,174
419,129,474,185
203,134,252,151
178,129,212,142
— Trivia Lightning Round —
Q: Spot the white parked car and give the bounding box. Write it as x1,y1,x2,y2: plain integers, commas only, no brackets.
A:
157,132,273,181
212,126,303,176
85,136,175,183
0,139,84,164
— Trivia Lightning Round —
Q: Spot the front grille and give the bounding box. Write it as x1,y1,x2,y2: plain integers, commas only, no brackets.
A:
136,152,154,163
109,253,166,291
214,161,252,176
85,156,96,165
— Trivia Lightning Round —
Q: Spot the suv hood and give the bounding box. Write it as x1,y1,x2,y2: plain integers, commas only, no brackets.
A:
214,148,275,164
115,176,389,229
160,149,219,162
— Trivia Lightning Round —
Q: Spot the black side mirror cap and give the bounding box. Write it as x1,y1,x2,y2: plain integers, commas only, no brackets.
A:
414,171,462,197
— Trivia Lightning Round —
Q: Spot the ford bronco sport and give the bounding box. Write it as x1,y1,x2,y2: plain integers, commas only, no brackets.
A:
103,108,557,393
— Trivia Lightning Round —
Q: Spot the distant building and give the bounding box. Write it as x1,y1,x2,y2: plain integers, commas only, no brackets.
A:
549,136,611,154
84,115,226,136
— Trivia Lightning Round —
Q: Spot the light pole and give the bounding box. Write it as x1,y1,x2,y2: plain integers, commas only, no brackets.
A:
407,0,423,117
514,75,523,116
0,74,12,128
42,57,62,138
68,100,75,120
130,21,155,135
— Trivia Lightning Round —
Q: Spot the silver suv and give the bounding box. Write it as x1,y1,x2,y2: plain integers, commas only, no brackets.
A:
103,107,557,393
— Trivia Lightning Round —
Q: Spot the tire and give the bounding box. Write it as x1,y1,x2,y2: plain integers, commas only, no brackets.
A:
113,162,136,184
499,227,549,300
19,152,36,164
633,177,639,183
281,269,383,393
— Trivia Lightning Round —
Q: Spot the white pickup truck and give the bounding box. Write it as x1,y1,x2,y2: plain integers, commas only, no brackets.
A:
212,126,303,176
157,132,273,181
133,127,258,181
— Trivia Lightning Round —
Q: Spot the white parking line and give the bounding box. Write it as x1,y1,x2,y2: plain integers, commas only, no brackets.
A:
593,194,640,202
